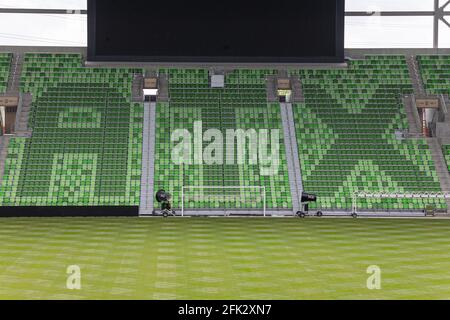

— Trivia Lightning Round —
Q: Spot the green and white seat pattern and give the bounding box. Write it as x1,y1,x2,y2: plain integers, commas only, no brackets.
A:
154,69,292,210
0,53,143,207
0,53,12,93
1,53,449,212
291,55,445,211
417,55,450,95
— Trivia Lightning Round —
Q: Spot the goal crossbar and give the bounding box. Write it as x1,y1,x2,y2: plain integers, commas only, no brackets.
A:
181,186,266,217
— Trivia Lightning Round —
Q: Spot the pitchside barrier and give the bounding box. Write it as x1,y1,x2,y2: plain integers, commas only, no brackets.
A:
352,192,450,215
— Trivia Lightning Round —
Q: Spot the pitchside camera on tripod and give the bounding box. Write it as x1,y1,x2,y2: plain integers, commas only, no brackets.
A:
154,189,176,217
297,192,322,218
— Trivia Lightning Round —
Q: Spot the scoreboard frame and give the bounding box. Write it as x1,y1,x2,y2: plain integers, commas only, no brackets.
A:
87,0,345,63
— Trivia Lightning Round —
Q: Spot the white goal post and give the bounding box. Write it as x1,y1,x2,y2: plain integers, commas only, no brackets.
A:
352,192,450,214
181,186,266,216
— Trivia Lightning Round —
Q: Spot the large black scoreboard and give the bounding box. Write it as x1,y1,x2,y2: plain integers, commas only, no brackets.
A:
87,0,345,63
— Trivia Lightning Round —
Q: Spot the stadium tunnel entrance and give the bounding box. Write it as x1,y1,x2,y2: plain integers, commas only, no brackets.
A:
0,96,18,135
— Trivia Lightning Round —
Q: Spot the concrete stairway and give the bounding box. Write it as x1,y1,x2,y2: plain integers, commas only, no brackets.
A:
6,53,23,94
139,102,157,215
14,93,32,137
157,74,169,102
291,77,305,103
427,138,450,213
404,55,429,137
406,55,426,96
266,75,278,102
0,135,11,185
444,95,450,121
441,133,450,145
280,103,303,213
131,74,144,102
403,95,422,137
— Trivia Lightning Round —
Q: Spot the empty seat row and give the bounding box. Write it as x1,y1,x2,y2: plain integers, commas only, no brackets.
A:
154,69,291,210
0,52,12,93
291,55,445,211
0,53,143,207
417,55,450,95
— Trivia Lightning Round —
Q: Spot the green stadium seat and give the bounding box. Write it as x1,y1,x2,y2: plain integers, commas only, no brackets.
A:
0,53,12,93
154,69,292,210
0,53,144,207
417,55,450,95
290,55,445,211
1,53,448,212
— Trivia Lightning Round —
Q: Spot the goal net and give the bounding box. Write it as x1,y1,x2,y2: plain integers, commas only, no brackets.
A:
352,192,450,214
181,186,266,216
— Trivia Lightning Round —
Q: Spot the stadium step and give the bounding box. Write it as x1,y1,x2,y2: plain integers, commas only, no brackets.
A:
444,95,450,122
131,74,144,102
266,75,278,102
402,95,422,136
139,101,156,215
157,73,169,102
6,53,22,94
407,55,426,95
291,77,305,103
426,138,450,213
0,135,11,185
14,93,32,133
280,103,302,213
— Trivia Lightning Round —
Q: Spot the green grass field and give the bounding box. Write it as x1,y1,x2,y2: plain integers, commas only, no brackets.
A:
0,217,450,300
